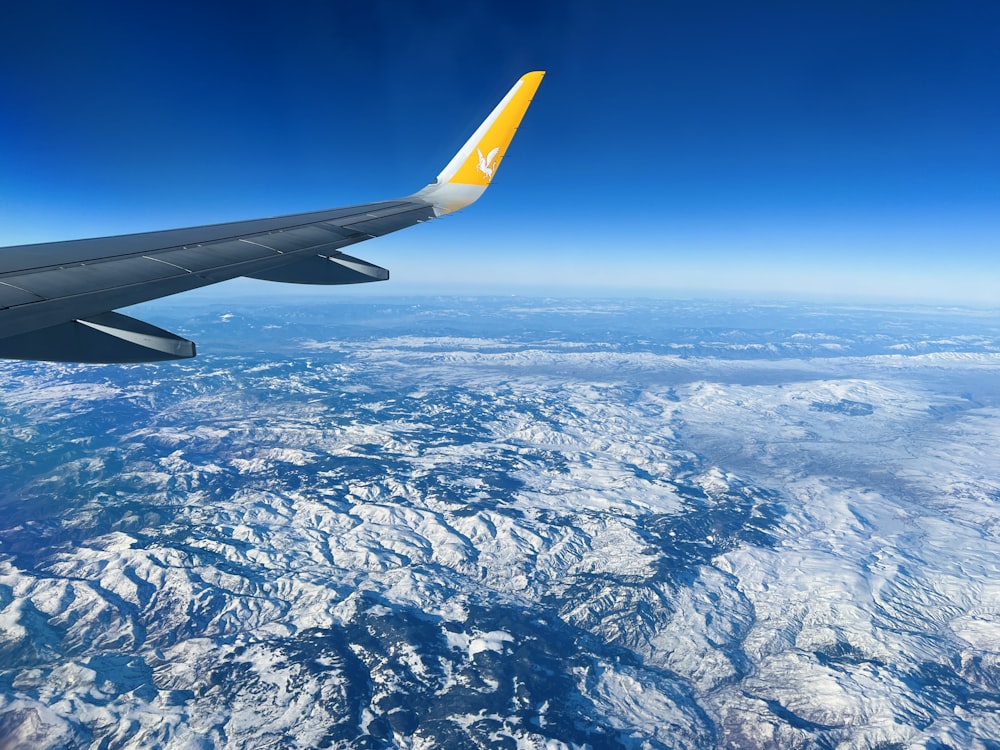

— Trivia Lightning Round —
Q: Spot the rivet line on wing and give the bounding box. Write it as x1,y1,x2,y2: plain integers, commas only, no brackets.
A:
0,280,37,294
239,239,283,254
143,256,193,273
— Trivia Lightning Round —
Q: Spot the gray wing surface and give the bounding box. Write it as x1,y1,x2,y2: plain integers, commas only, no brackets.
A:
0,71,544,363
0,199,434,361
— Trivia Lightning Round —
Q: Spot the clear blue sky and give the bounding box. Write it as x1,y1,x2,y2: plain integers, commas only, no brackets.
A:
2,1,998,303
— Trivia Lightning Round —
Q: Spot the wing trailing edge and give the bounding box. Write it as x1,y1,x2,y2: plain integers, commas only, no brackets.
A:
0,71,544,363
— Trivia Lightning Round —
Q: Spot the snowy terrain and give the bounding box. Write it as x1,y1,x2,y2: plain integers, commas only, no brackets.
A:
1,297,999,748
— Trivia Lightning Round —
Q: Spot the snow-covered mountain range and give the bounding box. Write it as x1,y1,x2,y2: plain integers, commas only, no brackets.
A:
1,297,998,748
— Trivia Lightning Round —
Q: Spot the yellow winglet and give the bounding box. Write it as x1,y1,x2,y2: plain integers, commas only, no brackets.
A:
417,71,545,214
442,71,545,186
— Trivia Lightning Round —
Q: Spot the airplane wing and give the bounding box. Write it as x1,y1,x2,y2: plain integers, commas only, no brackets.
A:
0,71,545,363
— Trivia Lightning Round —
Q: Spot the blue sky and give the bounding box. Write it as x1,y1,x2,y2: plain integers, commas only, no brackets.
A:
2,1,998,303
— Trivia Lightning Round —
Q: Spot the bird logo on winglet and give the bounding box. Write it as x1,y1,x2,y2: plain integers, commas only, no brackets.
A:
477,147,500,181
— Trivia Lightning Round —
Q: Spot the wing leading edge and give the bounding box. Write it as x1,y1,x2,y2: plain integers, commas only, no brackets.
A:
0,71,545,363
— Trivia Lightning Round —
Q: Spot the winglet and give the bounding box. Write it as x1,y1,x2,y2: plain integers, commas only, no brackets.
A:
415,71,545,214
